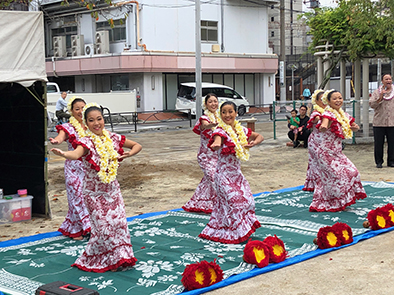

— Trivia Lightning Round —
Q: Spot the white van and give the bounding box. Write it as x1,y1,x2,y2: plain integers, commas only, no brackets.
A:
175,82,250,116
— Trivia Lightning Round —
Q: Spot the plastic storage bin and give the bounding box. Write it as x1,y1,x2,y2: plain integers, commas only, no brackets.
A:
0,195,33,223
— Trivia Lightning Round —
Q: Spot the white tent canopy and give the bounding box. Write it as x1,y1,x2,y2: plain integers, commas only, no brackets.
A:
0,10,47,87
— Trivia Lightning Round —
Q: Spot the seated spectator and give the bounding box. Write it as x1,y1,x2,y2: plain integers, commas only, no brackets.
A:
287,109,301,148
55,91,71,122
287,105,310,148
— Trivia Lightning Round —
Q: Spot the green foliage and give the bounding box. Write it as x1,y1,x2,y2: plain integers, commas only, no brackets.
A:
0,0,31,9
303,0,394,61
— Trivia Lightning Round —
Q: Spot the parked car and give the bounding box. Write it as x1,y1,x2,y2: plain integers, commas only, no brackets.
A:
175,82,250,116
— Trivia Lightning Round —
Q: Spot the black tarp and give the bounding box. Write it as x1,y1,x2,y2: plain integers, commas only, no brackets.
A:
0,82,47,216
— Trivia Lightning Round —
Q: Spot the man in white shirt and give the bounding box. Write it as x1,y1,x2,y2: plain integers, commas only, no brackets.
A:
55,91,70,122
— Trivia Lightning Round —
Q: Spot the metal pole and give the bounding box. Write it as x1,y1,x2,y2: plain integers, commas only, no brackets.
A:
362,58,369,138
280,0,286,107
291,68,294,101
195,0,202,119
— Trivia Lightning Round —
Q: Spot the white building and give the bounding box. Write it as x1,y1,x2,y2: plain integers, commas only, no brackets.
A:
40,0,278,112
268,0,307,56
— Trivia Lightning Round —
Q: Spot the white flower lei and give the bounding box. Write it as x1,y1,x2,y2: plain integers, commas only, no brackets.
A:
82,102,118,183
379,84,394,101
204,109,220,130
325,106,353,139
217,119,250,161
69,116,86,138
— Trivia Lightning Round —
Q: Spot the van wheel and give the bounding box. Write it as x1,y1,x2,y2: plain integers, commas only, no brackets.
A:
238,105,246,116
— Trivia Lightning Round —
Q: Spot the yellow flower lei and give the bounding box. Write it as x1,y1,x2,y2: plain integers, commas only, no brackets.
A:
313,104,325,115
69,116,86,138
85,128,119,183
321,89,352,139
325,106,353,139
204,109,221,130
82,102,118,183
218,119,250,161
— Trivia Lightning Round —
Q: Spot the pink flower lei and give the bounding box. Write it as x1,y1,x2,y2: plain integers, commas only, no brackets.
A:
379,84,394,101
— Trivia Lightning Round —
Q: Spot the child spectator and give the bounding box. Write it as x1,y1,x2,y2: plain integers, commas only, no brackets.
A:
287,109,300,148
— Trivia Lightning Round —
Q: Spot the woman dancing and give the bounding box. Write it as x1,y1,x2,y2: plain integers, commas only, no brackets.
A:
309,90,367,212
183,93,219,213
51,103,141,272
199,101,263,244
303,89,325,191
49,97,91,240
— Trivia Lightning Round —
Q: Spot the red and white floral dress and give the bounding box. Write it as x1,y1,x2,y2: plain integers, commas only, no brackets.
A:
198,127,261,244
309,110,367,212
56,123,91,238
71,132,137,272
303,110,323,192
182,115,218,213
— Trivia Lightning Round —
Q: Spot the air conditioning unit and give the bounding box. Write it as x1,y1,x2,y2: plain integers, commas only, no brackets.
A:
95,30,110,54
85,44,96,56
211,44,220,53
53,36,66,57
71,35,85,56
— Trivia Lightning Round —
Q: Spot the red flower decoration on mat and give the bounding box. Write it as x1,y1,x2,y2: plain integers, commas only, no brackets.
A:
263,235,288,263
207,260,224,286
316,226,342,249
382,203,394,226
243,239,270,268
181,260,223,290
332,222,353,245
367,206,392,230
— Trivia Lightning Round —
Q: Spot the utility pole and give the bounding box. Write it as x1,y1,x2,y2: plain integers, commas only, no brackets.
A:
195,0,202,119
280,0,286,106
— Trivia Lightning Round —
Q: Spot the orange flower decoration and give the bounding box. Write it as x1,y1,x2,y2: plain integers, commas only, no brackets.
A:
316,225,342,249
332,222,353,245
243,239,270,268
181,260,223,290
263,235,287,263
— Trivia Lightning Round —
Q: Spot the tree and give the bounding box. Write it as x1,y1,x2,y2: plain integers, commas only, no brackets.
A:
61,0,128,28
302,0,394,88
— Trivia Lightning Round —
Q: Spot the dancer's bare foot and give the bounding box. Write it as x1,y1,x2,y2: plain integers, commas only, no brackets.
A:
73,236,83,241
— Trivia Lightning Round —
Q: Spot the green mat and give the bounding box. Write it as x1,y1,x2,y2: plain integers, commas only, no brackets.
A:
1,181,394,295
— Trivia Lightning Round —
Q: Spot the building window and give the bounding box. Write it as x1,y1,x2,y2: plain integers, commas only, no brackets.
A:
201,20,218,42
271,31,274,37
97,19,126,42
271,16,274,22
271,5,274,9
110,75,129,91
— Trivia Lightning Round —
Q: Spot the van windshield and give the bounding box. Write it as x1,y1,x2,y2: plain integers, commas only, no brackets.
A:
177,85,196,100
47,85,58,93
